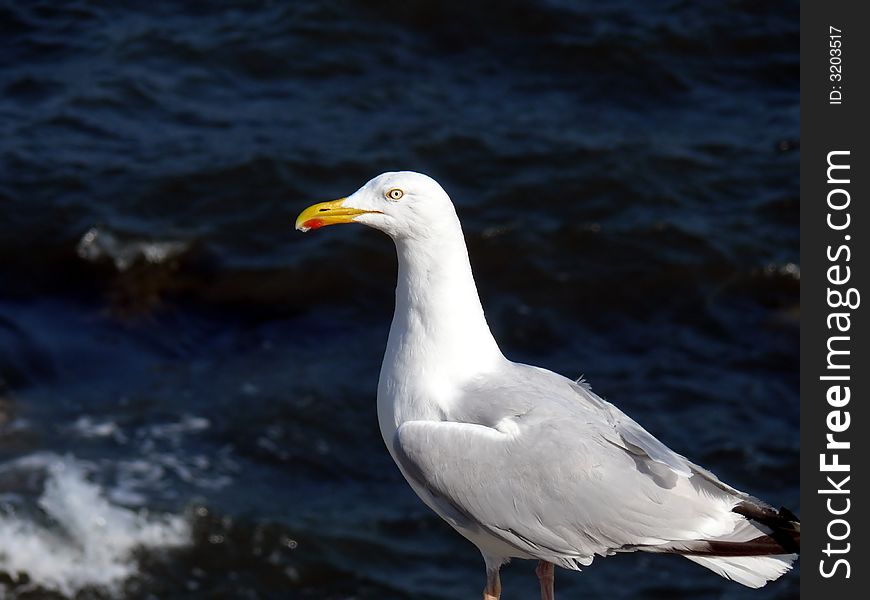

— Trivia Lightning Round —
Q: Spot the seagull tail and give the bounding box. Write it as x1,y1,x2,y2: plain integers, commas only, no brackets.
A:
679,502,800,588
683,553,796,588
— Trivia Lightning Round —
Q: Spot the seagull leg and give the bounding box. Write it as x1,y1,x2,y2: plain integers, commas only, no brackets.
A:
535,560,555,600
483,566,501,600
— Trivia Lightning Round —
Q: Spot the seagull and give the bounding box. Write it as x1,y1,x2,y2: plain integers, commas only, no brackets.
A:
295,172,799,599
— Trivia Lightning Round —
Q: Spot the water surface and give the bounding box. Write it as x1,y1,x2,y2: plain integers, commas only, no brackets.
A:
1,1,798,598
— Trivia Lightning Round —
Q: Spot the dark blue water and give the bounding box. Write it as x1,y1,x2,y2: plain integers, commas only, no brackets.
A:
1,1,798,598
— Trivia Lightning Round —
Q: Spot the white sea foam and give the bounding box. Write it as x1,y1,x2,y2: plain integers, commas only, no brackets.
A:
0,455,190,598
76,226,189,272
69,416,127,443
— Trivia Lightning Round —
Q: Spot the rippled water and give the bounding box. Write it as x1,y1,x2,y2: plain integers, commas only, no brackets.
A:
1,1,798,598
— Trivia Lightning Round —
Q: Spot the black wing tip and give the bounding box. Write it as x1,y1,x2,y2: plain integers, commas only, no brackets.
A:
732,501,800,529
731,501,800,555
635,502,801,558
777,506,800,523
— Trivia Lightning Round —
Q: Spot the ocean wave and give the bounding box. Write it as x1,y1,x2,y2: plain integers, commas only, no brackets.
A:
76,227,191,273
0,454,190,598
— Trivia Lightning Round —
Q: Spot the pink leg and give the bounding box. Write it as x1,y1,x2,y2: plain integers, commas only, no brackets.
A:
483,566,501,600
536,560,555,600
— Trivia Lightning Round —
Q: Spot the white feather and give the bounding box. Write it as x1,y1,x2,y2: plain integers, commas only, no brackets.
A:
684,554,796,588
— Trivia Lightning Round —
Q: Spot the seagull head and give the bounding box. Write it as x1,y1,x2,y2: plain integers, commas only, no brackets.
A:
295,171,457,239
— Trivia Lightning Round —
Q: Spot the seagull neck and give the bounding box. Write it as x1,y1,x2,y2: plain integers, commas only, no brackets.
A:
388,228,504,379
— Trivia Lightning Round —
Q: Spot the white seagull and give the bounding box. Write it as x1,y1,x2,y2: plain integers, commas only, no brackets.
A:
295,172,799,599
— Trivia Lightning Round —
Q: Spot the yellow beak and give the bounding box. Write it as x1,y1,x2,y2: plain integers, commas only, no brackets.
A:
295,198,381,232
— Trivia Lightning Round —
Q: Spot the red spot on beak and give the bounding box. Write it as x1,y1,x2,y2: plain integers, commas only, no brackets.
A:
304,218,325,231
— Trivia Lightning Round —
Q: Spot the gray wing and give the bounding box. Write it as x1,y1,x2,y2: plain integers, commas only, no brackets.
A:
568,377,695,478
455,363,696,478
393,364,747,567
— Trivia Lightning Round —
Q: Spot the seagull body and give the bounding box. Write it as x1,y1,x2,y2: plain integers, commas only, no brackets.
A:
296,172,799,598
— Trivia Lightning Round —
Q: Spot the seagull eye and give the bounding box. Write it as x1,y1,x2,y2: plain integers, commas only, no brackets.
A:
386,188,404,201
